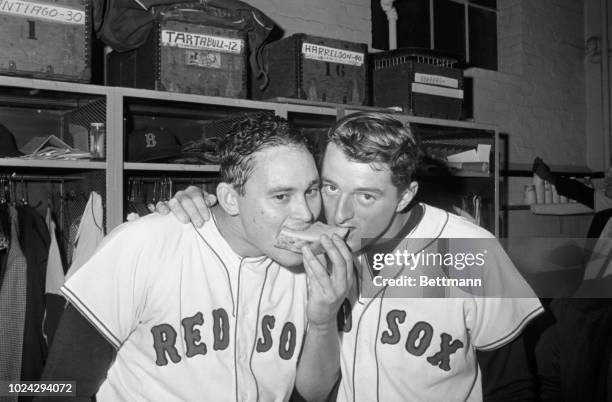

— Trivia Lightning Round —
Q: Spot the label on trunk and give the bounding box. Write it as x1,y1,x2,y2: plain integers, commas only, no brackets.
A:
162,29,243,54
0,0,85,25
301,43,364,66
411,83,464,99
185,50,221,69
414,73,458,88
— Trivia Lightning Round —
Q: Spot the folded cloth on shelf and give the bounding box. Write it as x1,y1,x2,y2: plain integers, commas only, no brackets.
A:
181,137,220,153
165,137,219,165
164,137,221,165
168,152,220,165
21,148,92,160
19,135,91,160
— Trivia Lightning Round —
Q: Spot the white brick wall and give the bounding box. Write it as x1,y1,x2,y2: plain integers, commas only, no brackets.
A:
466,0,589,236
497,0,523,75
246,0,372,46
468,0,586,167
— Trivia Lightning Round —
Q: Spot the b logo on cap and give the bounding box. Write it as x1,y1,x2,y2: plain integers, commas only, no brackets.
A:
145,132,157,148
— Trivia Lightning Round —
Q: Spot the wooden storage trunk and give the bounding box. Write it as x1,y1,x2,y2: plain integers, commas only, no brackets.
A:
107,12,247,98
0,0,91,82
372,49,464,120
254,34,368,106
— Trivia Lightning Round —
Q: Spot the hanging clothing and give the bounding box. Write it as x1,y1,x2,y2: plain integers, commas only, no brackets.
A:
65,215,80,268
43,208,65,346
17,205,50,386
65,191,104,280
0,206,27,401
45,208,64,295
0,204,10,286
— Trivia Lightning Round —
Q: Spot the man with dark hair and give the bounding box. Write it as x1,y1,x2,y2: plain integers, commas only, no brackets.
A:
39,114,352,401
160,112,543,401
319,112,541,401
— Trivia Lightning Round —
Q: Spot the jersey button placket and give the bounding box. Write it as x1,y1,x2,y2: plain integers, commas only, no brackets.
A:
239,350,248,361
236,263,262,401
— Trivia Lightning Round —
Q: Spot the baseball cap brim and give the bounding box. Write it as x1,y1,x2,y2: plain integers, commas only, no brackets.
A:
130,147,182,163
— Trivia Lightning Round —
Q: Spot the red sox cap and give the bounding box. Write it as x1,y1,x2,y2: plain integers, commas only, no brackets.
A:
127,127,181,162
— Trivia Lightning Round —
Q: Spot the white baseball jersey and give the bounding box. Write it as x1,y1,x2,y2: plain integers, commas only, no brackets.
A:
336,204,543,402
61,213,308,402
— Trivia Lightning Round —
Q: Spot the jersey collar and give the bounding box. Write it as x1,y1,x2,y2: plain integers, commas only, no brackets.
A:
363,203,425,259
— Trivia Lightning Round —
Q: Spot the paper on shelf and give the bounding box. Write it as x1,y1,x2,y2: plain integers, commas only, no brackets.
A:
446,149,477,163
19,135,91,160
20,135,76,155
446,144,491,163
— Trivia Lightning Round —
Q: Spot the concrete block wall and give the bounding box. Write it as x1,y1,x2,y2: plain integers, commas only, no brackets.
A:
246,0,372,46
467,0,586,167
497,0,523,75
466,0,591,237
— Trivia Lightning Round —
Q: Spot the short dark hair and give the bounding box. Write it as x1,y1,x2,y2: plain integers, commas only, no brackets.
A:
219,114,311,195
326,112,421,189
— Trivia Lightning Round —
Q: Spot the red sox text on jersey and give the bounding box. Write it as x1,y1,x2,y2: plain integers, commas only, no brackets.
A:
338,299,464,372
151,309,298,366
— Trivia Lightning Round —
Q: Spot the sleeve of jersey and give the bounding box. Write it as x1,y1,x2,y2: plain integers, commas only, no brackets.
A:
60,223,150,349
468,241,544,352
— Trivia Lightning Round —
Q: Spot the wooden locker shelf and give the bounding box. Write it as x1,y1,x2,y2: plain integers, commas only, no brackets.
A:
0,158,106,169
124,162,220,172
0,76,500,235
530,203,594,215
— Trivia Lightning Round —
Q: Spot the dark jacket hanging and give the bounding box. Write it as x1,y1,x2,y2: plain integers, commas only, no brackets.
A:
17,205,50,389
0,206,27,399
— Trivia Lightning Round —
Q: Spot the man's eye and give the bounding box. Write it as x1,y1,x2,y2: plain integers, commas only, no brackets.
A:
323,184,338,193
274,194,289,201
359,193,376,202
306,187,320,196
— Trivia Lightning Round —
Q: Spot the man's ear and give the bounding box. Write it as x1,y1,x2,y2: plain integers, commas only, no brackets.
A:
396,181,418,212
217,182,240,216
